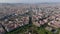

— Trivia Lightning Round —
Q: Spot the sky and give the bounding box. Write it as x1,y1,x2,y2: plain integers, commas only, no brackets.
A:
0,0,60,3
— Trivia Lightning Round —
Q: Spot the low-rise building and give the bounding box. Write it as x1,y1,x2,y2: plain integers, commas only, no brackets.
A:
1,14,29,32
32,12,48,27
48,13,60,28
0,25,5,34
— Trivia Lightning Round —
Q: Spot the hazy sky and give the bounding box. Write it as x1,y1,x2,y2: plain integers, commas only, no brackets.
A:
0,0,60,3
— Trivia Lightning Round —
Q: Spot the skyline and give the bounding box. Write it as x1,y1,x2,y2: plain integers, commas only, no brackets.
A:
0,0,60,3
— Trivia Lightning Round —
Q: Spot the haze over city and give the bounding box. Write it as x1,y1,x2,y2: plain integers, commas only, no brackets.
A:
0,0,60,3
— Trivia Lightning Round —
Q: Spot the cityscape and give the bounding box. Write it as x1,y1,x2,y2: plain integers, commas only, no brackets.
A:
0,3,60,34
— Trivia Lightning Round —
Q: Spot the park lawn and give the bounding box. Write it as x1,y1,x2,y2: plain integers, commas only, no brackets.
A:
36,27,53,34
